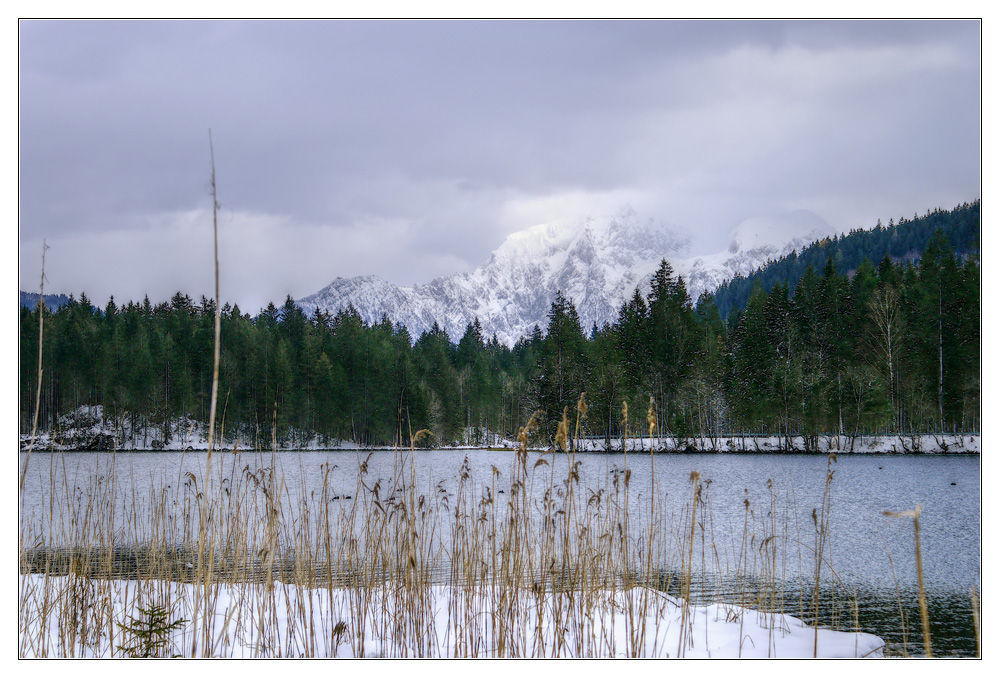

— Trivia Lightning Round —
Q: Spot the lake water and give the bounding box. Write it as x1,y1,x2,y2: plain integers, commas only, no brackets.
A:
18,449,980,657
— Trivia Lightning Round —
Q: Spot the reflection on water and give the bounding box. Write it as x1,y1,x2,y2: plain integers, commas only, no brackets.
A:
655,573,978,658
19,449,980,657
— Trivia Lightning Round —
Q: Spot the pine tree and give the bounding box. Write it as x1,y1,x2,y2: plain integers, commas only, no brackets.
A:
538,291,589,445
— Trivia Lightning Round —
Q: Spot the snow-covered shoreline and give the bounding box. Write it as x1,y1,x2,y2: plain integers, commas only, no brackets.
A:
20,406,979,455
575,432,981,455
17,574,885,658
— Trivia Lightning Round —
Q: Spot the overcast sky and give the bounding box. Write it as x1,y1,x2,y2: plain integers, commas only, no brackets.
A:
18,19,981,314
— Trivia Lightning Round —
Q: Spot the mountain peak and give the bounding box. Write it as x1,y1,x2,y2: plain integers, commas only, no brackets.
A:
298,208,833,345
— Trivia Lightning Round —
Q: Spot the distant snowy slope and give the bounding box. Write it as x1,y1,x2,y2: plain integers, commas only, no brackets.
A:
671,210,839,300
298,208,837,345
727,210,835,256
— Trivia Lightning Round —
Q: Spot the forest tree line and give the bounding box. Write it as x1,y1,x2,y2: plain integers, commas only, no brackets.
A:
19,204,980,449
711,200,979,318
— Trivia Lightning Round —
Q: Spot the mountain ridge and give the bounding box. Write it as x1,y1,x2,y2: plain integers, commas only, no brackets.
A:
298,207,839,344
19,291,71,311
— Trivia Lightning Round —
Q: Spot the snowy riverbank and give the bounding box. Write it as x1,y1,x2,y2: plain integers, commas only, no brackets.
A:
20,405,978,455
574,432,980,455
18,574,884,658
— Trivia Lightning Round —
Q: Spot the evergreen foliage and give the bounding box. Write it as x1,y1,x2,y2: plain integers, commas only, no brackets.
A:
711,200,980,319
19,203,980,446
116,605,187,658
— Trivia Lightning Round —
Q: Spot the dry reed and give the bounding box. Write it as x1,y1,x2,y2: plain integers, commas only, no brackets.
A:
19,240,49,494
882,504,931,658
20,430,903,658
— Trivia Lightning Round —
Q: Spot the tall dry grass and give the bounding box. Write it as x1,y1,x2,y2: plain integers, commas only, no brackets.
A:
19,418,897,658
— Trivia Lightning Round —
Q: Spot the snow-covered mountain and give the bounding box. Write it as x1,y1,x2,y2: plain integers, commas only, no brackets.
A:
297,207,838,345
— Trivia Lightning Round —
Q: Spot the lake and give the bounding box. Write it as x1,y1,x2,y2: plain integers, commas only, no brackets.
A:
18,449,980,657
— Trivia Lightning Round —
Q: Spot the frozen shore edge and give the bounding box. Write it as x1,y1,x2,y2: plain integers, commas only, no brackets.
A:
20,406,979,455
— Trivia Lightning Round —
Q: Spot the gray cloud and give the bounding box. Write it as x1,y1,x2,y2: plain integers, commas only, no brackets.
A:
19,20,981,314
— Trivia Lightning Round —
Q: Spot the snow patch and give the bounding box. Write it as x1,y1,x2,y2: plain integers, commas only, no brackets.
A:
18,574,885,658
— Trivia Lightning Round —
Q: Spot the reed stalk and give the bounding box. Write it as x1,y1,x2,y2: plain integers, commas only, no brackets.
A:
678,470,700,657
20,239,49,494
882,504,931,657
190,131,224,657
812,452,837,657
971,585,980,657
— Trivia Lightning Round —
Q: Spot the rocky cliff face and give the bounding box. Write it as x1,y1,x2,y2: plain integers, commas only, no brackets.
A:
298,207,838,345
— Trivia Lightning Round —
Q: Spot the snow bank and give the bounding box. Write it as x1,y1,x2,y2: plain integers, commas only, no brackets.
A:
574,433,980,455
21,406,977,454
19,405,354,453
18,574,884,658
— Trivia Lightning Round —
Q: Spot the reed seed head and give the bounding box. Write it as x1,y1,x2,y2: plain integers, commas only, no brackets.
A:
882,504,921,520
410,429,434,447
555,406,569,452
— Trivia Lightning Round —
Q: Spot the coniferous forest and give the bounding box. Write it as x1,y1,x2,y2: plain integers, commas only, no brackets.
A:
19,202,980,449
